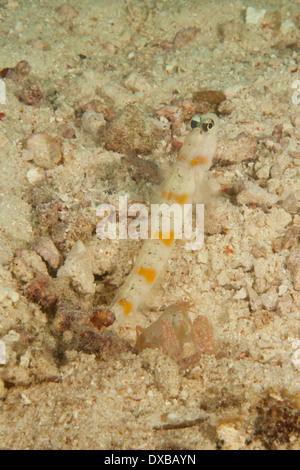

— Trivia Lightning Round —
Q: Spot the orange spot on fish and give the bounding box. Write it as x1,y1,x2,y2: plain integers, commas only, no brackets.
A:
153,230,175,246
162,191,190,204
161,230,174,246
118,298,133,315
138,267,157,283
190,156,208,166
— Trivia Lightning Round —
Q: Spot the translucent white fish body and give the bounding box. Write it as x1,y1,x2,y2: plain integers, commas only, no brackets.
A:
110,113,219,329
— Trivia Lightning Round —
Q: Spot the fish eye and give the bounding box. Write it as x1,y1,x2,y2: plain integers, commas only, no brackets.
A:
190,115,201,129
201,119,214,132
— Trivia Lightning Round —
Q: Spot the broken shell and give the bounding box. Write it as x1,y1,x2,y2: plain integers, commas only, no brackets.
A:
81,110,106,140
20,82,43,107
24,133,62,169
34,236,63,270
57,240,95,295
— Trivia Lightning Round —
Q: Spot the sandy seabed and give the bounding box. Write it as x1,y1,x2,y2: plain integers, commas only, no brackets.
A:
0,0,300,450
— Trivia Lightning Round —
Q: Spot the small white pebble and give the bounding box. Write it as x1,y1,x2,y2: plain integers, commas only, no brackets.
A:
9,290,19,303
282,120,294,135
0,379,6,399
278,284,288,296
256,164,270,180
124,72,151,93
292,340,300,350
22,149,33,161
291,112,300,127
0,287,19,306
15,21,24,33
246,7,266,25
165,62,178,74
291,349,300,370
20,393,32,405
2,330,20,344
233,287,247,300
216,423,245,450
261,286,278,310
165,412,179,422
197,248,208,264
57,240,95,295
217,270,230,286
26,168,45,185
224,83,246,99
281,19,295,35
0,340,6,365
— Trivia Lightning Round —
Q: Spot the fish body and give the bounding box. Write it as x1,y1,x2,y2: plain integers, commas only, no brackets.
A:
110,113,219,328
